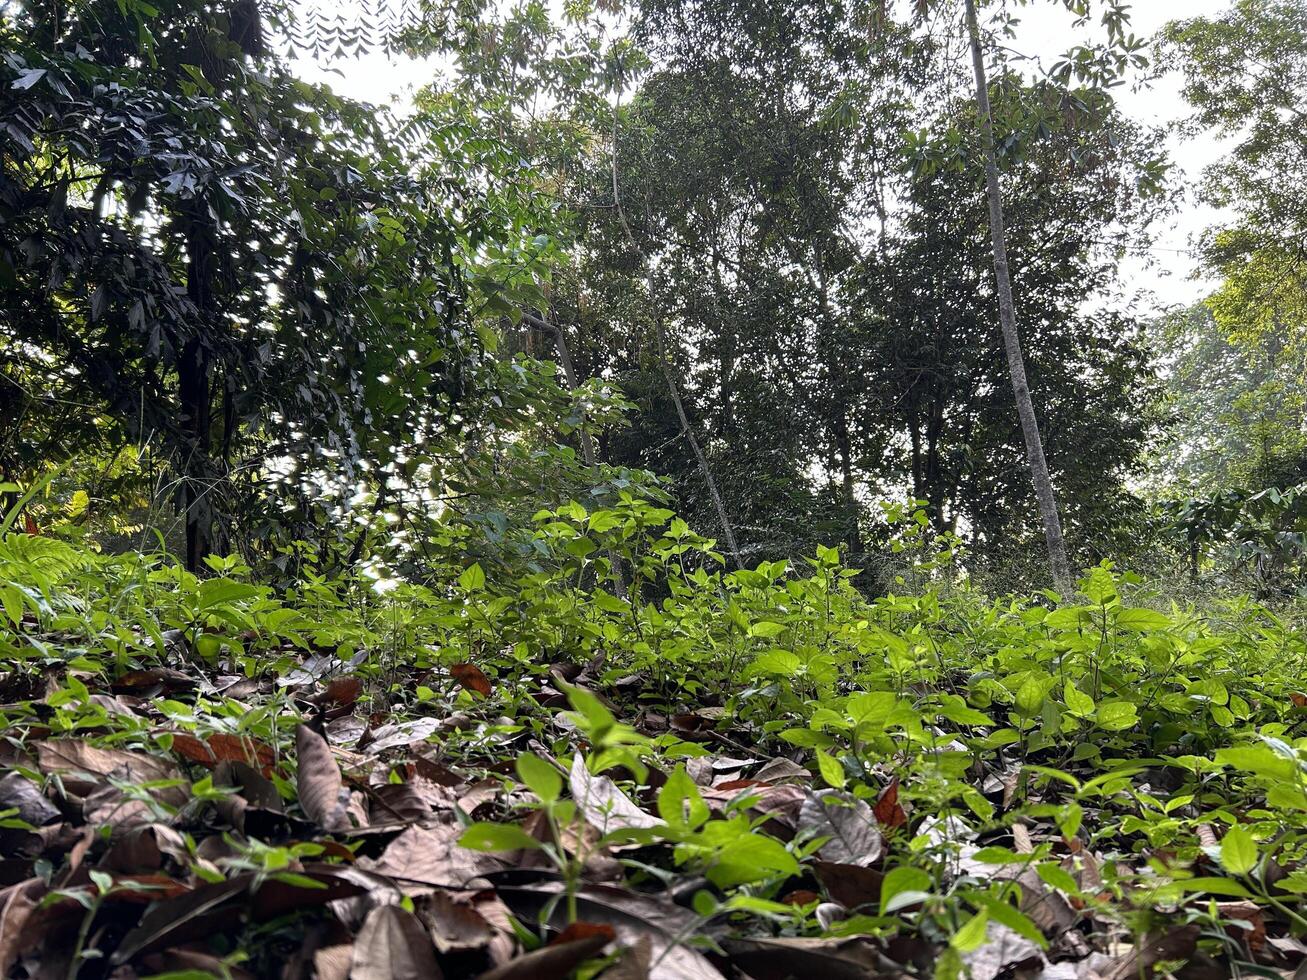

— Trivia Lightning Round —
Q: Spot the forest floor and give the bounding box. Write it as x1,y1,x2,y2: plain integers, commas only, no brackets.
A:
2,540,1307,979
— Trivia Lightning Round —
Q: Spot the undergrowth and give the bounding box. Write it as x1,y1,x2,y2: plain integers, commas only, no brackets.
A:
1,499,1306,978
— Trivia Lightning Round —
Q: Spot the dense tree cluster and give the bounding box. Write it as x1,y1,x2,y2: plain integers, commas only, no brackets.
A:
2,0,1304,591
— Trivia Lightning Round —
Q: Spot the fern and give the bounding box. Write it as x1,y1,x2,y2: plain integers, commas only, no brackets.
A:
0,534,90,584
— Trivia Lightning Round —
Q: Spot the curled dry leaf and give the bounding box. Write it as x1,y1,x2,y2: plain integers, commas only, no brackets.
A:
569,753,662,834
451,662,493,698
294,723,351,832
478,927,612,980
799,790,883,866
350,903,443,980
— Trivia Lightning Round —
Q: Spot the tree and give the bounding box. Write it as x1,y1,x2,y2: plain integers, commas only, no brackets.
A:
1165,0,1307,424
963,0,1069,589
0,0,538,571
860,75,1159,574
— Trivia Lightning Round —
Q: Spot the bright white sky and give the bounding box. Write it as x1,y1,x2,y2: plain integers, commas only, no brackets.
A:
292,0,1235,315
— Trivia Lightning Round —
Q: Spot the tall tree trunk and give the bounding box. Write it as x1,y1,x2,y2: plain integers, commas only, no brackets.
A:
521,311,630,597
650,288,742,566
964,0,1072,592
181,215,215,573
814,256,862,558
609,100,742,567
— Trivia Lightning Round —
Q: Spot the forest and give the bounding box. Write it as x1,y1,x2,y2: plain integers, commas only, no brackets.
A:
1,0,1307,976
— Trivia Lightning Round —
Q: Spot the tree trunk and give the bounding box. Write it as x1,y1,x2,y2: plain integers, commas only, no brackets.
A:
814,256,862,559
521,311,630,597
608,100,742,568
964,0,1072,592
650,287,742,566
181,215,215,573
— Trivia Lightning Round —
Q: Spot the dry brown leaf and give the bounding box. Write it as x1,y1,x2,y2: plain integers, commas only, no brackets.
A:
360,821,508,889
35,740,187,805
112,667,196,694
813,860,886,910
495,882,722,980
417,891,496,954
0,772,59,826
170,732,277,774
141,948,256,979
451,662,493,698
370,782,433,823
722,936,894,980
1216,901,1266,955
751,757,812,784
477,930,611,980
295,723,350,831
603,935,654,980
798,791,883,866
314,944,353,980
0,879,46,976
960,921,1041,980
1098,924,1200,980
350,904,443,980
569,754,662,834
110,875,250,966
320,675,363,708
873,776,908,831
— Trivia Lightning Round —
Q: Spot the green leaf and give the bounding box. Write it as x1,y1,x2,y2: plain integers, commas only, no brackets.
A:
816,750,846,790
950,909,990,952
657,767,709,831
1116,608,1171,631
707,833,800,888
458,563,486,592
1036,863,1080,895
937,694,993,727
197,578,261,610
880,866,932,914
1014,677,1049,716
1216,745,1299,781
1095,701,1138,731
1220,825,1257,876
459,822,541,852
749,650,801,678
779,727,835,749
515,753,561,805
1063,682,1095,717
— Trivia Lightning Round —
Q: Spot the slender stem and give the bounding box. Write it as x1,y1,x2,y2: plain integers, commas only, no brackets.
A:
607,96,742,567
963,0,1072,592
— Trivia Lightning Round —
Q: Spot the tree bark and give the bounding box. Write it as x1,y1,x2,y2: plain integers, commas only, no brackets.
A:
181,214,215,573
964,0,1072,592
814,255,863,559
521,310,629,597
608,100,742,567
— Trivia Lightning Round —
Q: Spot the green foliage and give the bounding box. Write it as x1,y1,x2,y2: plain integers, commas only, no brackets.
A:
4,500,1307,973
